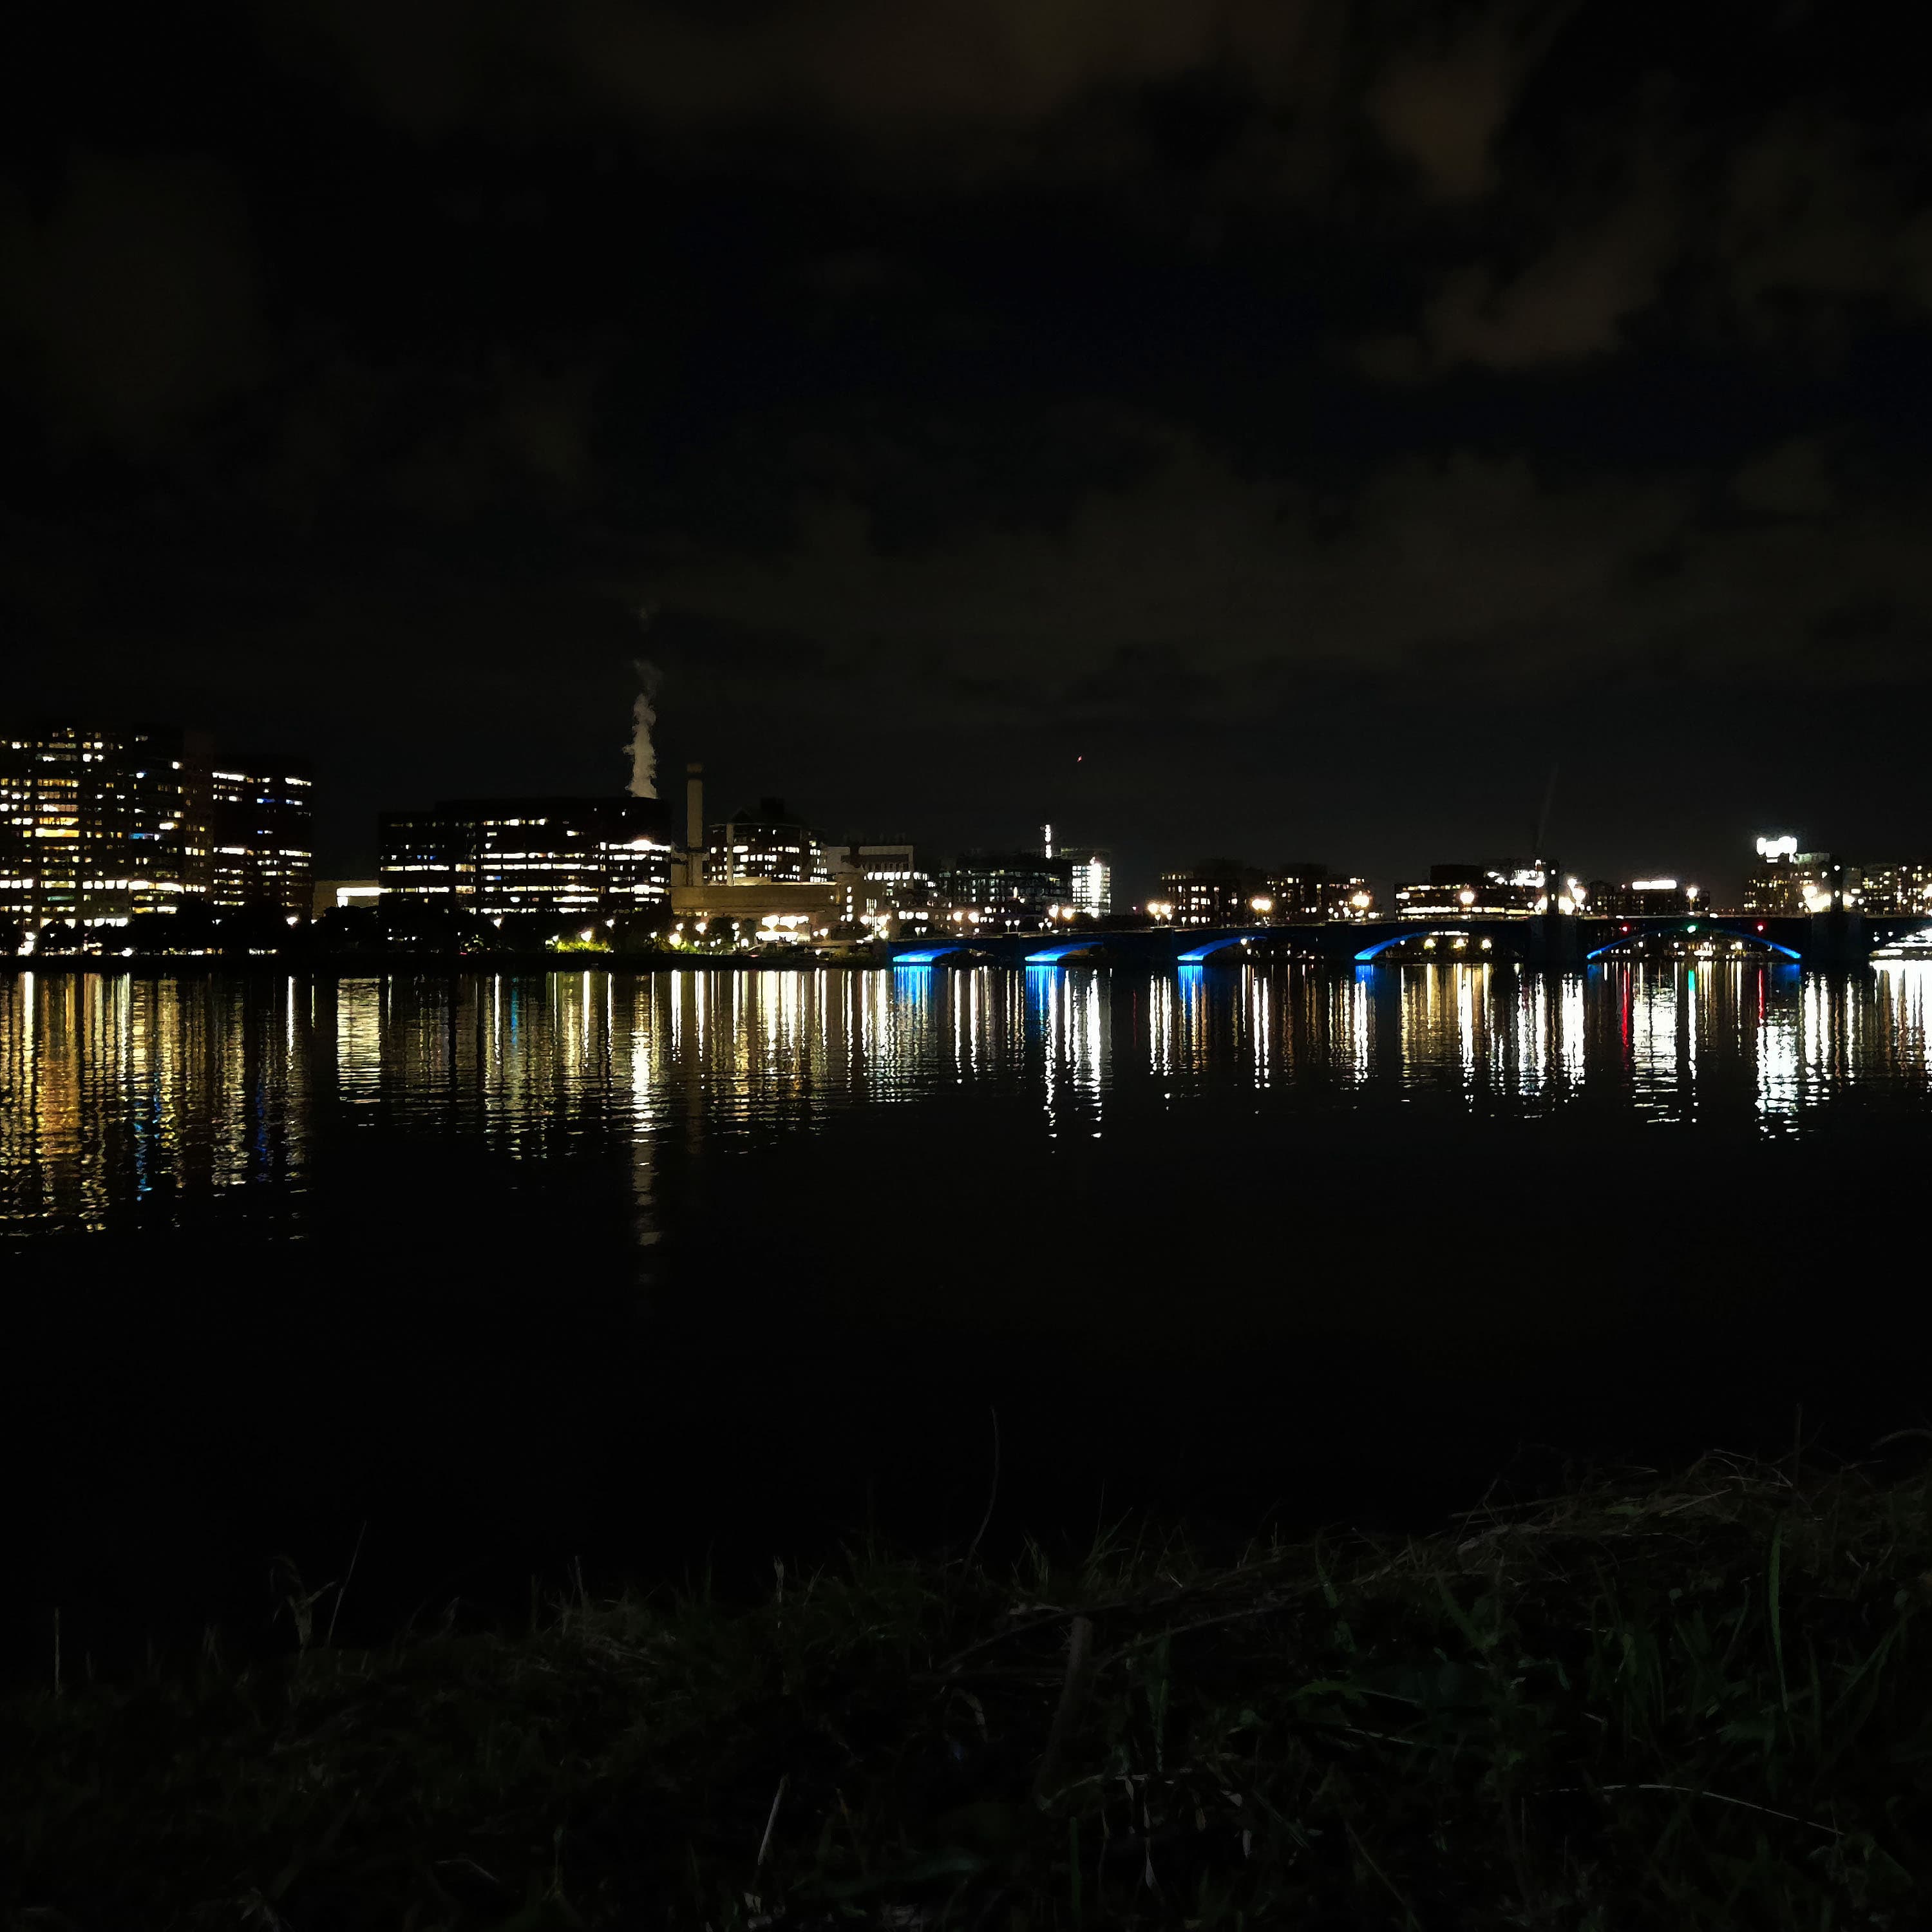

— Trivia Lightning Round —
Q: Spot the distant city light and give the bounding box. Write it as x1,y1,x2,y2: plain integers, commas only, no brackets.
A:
1756,835,1799,860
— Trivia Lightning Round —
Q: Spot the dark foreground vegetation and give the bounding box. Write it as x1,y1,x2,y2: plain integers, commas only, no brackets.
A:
8,1456,1932,1929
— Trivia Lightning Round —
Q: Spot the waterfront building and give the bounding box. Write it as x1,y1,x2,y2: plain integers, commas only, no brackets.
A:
1741,837,1850,916
820,842,934,927
940,851,1071,931
1154,860,1270,927
0,721,319,932
1264,864,1376,922
1,723,202,928
1,723,319,932
668,880,839,941
1607,877,1702,919
377,810,469,905
312,878,381,916
1065,849,1112,918
207,757,314,916
1855,861,1932,916
378,797,674,918
464,801,612,916
1392,864,1549,919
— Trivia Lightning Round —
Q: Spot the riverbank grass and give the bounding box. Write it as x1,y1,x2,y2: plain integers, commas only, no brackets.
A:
8,1455,1932,1926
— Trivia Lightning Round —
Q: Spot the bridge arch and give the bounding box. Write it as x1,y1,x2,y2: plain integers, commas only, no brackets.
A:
1175,930,1269,963
1584,921,1800,962
1025,938,1107,965
892,945,972,965
1352,927,1515,963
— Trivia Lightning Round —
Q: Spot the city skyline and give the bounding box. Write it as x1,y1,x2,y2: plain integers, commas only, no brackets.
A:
10,710,1932,936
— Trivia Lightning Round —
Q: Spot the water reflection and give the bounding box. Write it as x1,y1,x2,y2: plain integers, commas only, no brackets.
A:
4,961,1931,1233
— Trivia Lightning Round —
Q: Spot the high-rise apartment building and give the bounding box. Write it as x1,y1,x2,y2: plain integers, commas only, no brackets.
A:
1,723,207,929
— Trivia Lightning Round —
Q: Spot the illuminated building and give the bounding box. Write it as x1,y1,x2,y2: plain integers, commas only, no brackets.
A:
1741,837,1851,916
378,797,674,917
820,842,934,925
0,722,207,929
706,799,824,884
1157,861,1270,927
1065,849,1112,917
313,879,381,916
378,810,473,905
668,880,839,941
1607,878,1702,918
1393,864,1549,918
207,757,314,916
1853,861,1932,916
1264,864,1376,922
940,851,1071,931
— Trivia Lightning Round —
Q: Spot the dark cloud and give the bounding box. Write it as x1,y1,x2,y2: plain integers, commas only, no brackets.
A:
641,431,1932,714
3,0,1931,888
1364,6,1571,202
263,0,1332,150
0,152,260,450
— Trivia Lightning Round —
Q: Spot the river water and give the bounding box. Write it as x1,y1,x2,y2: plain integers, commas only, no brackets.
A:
5,961,1931,1656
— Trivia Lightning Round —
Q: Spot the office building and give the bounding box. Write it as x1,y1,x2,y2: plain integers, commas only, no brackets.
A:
207,757,314,916
378,797,674,918
1,722,226,930
378,810,470,905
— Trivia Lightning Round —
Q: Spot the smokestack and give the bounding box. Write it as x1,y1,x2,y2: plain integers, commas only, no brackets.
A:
625,609,661,799
685,762,705,877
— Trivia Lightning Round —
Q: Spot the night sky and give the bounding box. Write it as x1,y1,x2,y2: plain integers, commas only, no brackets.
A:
4,2,1929,895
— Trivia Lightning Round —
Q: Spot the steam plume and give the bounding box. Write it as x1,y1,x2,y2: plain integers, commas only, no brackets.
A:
626,605,660,799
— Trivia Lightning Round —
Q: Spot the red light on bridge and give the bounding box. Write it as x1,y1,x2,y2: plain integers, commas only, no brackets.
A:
1757,922,1765,932
1620,923,1629,933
